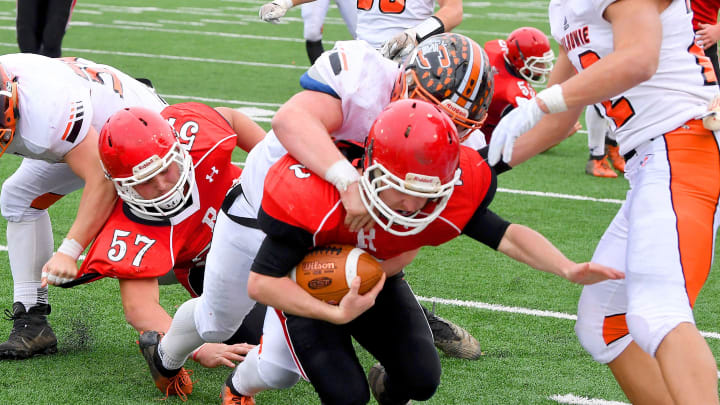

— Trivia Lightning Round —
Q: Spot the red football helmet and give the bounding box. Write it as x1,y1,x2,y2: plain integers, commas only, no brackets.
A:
98,107,194,218
504,27,555,84
361,99,461,236
391,33,494,142
0,63,18,158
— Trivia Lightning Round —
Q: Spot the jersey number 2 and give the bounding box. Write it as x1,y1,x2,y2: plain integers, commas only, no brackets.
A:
357,0,405,13
578,51,635,129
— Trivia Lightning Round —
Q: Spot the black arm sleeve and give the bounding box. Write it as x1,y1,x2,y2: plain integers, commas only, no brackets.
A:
477,146,512,175
251,207,314,278
462,208,511,250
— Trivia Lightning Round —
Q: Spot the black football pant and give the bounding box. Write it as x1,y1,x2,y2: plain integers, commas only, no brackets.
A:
286,273,441,405
16,0,74,58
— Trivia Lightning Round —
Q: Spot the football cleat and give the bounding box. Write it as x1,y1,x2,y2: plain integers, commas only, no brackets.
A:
606,144,626,172
423,305,482,360
138,330,193,400
585,156,618,178
222,368,256,405
0,302,57,359
368,363,411,405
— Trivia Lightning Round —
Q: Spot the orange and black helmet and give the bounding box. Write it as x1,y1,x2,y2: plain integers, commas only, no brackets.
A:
0,63,18,157
391,33,494,141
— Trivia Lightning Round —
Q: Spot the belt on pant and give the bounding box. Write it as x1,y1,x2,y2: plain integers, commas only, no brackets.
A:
622,137,656,162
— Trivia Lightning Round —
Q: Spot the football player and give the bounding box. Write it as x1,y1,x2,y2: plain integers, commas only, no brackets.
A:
0,54,167,360
259,0,462,63
136,33,493,401
487,0,720,402
65,104,265,398
300,0,356,64
220,99,623,404
584,105,625,177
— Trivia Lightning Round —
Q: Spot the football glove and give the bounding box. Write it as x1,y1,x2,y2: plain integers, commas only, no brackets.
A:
259,0,293,24
487,97,545,165
380,29,418,63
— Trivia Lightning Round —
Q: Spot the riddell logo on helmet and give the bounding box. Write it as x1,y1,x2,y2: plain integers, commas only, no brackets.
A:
441,100,469,118
132,155,163,179
405,173,441,192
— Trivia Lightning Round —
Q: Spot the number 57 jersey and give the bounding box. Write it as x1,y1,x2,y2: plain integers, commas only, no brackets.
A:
75,103,242,289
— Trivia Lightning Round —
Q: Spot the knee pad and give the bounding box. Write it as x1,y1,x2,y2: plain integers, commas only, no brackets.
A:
1,179,46,222
575,287,632,364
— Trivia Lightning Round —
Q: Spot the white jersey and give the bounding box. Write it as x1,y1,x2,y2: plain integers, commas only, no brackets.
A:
1,53,166,162
356,0,436,48
549,0,718,155
239,40,399,214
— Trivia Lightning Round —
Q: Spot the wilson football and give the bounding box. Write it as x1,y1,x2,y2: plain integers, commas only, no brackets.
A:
290,245,383,304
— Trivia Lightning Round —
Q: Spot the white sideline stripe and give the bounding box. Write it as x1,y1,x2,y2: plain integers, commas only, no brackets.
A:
497,188,624,204
0,42,308,70
415,296,720,340
550,394,629,405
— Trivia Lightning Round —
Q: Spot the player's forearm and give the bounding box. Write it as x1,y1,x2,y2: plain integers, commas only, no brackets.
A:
508,106,582,167
497,224,575,279
247,272,344,324
434,0,463,32
66,177,117,248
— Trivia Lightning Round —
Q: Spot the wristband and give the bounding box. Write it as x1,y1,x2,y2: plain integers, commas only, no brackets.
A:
324,159,360,192
536,84,568,114
414,16,445,42
276,0,293,9
191,345,204,362
58,238,83,261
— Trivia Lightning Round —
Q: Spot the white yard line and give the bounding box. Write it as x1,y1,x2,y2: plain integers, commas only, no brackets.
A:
550,394,629,405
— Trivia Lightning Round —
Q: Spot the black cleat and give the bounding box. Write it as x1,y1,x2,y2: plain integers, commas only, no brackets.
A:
367,363,411,405
0,302,57,360
423,305,482,360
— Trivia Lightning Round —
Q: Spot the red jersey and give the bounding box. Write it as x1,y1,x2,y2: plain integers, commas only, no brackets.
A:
481,39,536,142
76,103,242,294
260,146,494,261
691,0,720,29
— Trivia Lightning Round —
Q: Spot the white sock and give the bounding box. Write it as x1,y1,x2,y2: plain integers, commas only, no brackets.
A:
7,214,53,308
158,297,204,370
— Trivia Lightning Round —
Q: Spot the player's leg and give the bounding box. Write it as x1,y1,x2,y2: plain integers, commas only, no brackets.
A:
355,273,441,404
334,0,357,38
574,202,673,404
624,126,719,404
301,0,330,64
584,105,616,177
15,0,42,54
40,0,74,57
224,307,302,403
0,160,83,359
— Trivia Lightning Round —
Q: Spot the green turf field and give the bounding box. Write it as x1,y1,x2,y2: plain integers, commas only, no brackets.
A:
0,0,717,403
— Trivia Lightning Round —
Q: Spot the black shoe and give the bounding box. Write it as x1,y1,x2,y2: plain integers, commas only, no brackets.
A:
367,363,411,405
0,302,57,359
423,305,482,360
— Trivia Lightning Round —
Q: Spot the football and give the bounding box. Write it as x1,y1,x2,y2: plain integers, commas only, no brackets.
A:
290,245,384,304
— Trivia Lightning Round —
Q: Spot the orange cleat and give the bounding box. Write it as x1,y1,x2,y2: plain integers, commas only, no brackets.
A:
585,156,618,178
221,384,256,405
606,144,626,172
138,331,194,401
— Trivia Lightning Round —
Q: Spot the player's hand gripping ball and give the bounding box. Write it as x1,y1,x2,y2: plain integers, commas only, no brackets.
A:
290,245,384,304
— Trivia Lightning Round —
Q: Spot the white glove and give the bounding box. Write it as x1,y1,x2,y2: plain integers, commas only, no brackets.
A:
487,97,545,165
380,28,418,63
259,0,293,24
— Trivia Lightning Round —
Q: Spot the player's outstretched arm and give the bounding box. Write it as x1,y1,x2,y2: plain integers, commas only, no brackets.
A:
42,127,117,287
120,278,255,368
215,106,266,152
496,224,624,284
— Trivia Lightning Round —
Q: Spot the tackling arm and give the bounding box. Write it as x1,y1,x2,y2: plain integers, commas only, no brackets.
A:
42,127,117,286
215,106,266,152
496,224,624,284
